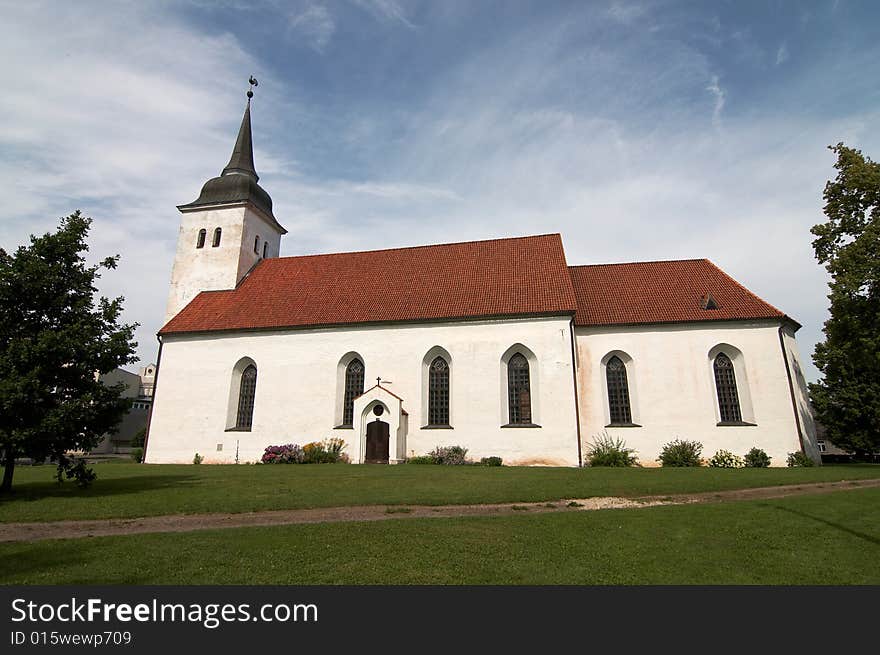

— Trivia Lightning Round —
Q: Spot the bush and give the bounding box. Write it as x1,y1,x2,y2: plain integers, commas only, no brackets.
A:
743,447,771,468
708,449,743,468
130,447,143,463
658,439,703,467
585,432,638,467
406,455,436,465
429,445,469,465
262,439,347,464
131,427,146,448
192,453,203,465
787,451,815,467
303,438,348,464
261,444,305,464
480,456,503,467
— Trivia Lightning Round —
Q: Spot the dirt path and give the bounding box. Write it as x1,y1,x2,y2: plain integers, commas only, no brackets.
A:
2,478,879,543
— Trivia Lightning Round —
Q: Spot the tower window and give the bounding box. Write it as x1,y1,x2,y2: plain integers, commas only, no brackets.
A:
262,241,268,258
196,229,206,249
212,227,222,247
254,236,260,254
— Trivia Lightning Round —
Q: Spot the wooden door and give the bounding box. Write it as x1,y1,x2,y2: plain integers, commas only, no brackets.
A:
365,420,390,463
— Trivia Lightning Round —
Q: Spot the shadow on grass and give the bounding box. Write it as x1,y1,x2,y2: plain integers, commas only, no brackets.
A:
0,473,198,505
767,504,880,546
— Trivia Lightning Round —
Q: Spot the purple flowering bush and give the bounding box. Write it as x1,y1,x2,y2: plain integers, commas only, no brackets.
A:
261,444,305,464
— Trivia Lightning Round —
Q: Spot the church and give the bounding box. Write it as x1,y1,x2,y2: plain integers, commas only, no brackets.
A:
143,94,821,467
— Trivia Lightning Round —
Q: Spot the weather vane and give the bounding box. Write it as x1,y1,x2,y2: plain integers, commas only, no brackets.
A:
247,76,258,99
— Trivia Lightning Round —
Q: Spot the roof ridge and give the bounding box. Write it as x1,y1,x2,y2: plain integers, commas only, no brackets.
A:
270,233,563,261
569,258,708,269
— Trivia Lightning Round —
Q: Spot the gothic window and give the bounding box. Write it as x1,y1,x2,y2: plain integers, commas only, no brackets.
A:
428,356,450,426
342,358,364,427
196,229,206,249
236,365,257,429
713,352,742,423
212,227,222,247
507,353,532,424
606,356,632,425
262,241,268,258
254,236,260,254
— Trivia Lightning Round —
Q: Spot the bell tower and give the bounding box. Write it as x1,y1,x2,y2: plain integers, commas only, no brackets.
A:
164,79,287,323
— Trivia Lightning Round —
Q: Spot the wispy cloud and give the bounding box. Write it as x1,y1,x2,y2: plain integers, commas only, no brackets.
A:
288,4,336,51
705,75,726,127
776,42,790,65
352,0,416,28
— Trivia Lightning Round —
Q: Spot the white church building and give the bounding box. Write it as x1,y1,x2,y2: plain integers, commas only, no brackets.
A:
144,96,821,467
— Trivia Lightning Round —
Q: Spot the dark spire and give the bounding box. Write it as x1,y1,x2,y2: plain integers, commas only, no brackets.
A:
177,78,287,235
221,100,258,181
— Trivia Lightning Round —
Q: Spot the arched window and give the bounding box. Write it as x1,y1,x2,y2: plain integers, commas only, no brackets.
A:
428,356,450,426
507,353,532,424
342,358,364,427
236,365,257,429
212,227,222,247
262,241,268,259
606,355,632,425
713,352,742,423
254,235,260,254
196,229,206,249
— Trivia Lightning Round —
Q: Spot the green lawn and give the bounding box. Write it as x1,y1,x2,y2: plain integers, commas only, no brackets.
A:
1,462,879,523
2,487,878,584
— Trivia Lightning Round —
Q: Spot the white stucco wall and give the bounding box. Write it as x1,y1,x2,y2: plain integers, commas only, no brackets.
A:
575,320,811,467
164,204,282,323
145,315,581,466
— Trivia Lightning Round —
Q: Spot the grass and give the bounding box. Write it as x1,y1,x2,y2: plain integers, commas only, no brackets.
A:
1,462,879,523
2,487,878,584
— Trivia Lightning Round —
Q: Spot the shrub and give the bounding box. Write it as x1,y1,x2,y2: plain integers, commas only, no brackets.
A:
302,438,348,464
261,444,305,464
708,449,743,468
480,456,503,467
743,447,771,468
585,432,638,467
787,451,815,467
130,447,143,463
131,428,146,448
658,439,703,467
406,455,436,465
193,453,203,465
429,445,469,465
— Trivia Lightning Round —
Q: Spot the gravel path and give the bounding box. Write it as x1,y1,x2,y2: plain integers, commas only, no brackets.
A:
2,478,878,543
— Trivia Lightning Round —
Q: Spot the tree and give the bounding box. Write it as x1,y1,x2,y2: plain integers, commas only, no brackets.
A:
809,143,880,457
0,211,137,492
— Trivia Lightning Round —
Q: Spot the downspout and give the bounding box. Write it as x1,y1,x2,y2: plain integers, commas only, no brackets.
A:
777,324,806,454
569,318,583,467
141,334,164,463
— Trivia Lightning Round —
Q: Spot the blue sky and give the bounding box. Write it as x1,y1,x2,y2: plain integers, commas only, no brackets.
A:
1,0,878,379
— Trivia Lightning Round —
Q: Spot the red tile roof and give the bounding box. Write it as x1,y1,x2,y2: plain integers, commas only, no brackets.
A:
160,234,577,335
568,259,790,327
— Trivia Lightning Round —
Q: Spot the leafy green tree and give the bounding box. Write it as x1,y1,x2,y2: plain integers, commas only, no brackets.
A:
0,211,137,492
809,144,880,457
